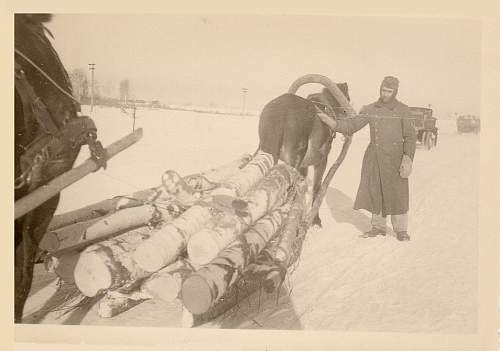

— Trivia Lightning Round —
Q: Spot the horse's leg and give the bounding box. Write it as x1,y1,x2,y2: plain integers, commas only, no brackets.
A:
311,156,328,228
14,195,60,323
280,111,312,170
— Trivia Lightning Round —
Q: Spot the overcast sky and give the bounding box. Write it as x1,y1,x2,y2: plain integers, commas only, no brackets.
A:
46,14,481,117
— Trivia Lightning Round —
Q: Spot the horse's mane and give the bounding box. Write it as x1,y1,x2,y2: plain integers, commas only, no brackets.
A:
15,14,78,126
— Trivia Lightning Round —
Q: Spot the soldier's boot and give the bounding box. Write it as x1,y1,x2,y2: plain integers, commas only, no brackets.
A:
361,228,386,238
396,231,411,241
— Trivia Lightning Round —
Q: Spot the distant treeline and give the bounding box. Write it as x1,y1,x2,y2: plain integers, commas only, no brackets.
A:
81,97,257,117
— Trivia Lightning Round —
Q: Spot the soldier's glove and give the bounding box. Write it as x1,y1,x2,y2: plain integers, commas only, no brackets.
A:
399,154,413,178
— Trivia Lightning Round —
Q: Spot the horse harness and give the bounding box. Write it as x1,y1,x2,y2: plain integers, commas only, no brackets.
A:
15,60,107,190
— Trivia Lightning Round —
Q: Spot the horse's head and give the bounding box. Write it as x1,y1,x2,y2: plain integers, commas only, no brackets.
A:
15,14,79,128
307,83,351,119
320,83,350,117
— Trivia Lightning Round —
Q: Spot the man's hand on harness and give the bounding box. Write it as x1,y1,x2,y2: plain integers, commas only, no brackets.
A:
315,106,338,131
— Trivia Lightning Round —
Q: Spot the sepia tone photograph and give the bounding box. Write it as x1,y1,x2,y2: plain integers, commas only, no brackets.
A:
10,9,497,349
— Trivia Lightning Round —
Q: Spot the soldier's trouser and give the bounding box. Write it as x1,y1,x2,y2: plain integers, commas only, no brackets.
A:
371,213,408,233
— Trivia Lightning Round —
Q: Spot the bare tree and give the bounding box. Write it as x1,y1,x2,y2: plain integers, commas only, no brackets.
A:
68,68,88,101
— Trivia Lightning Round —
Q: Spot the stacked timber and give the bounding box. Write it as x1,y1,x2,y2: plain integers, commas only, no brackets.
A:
180,179,310,326
43,152,314,325
130,150,275,273
40,154,251,285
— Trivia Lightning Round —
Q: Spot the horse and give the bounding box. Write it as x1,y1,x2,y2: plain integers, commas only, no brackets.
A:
257,82,350,227
15,14,105,322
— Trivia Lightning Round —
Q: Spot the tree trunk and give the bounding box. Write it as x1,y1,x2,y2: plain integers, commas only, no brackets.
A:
132,151,274,273
222,150,274,196
141,258,195,302
187,164,299,265
47,187,160,231
47,204,175,257
83,205,163,241
181,274,263,328
269,179,310,268
74,227,154,297
181,180,304,314
47,155,250,231
184,154,252,191
181,206,288,314
39,217,105,253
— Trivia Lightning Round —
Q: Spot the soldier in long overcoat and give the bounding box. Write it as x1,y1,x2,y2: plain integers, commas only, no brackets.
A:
318,76,417,241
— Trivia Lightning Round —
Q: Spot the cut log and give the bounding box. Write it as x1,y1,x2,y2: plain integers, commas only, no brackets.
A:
184,154,252,192
44,204,177,258
97,290,152,318
132,151,274,273
270,180,309,268
49,154,251,232
74,227,153,297
181,206,289,314
141,259,195,302
83,205,162,241
48,187,160,231
181,263,268,327
182,228,302,327
223,150,274,196
39,217,105,253
187,164,299,265
181,180,304,314
182,180,308,319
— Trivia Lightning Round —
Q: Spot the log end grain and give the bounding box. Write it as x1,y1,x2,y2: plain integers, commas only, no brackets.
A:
181,274,213,315
142,273,181,302
186,232,220,266
74,252,113,297
38,231,60,252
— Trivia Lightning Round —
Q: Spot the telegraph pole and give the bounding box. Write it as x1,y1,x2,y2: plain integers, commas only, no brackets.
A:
241,88,248,115
88,63,96,112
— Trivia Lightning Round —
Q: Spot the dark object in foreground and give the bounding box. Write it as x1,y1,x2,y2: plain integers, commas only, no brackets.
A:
15,128,143,220
14,14,109,323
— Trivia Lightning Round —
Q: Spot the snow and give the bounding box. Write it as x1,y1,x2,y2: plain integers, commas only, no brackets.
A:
28,106,479,333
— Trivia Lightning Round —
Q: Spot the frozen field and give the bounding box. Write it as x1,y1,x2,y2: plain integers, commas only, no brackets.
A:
26,106,480,333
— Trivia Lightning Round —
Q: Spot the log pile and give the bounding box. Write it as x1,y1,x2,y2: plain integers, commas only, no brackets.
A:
38,151,315,324
31,73,356,325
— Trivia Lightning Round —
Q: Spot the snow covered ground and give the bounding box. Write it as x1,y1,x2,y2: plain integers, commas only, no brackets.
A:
26,106,480,333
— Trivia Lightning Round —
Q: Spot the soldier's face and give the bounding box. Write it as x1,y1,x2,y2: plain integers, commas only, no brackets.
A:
380,87,395,102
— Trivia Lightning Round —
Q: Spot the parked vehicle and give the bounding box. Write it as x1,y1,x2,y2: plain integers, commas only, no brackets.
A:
456,115,480,134
409,107,438,150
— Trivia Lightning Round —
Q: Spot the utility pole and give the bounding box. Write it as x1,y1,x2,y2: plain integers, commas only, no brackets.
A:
241,88,248,115
88,63,96,112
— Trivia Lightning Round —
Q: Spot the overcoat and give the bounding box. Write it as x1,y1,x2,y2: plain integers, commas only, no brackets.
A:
334,98,417,215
